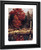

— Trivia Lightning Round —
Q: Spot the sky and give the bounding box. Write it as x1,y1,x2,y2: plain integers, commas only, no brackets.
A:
8,8,33,16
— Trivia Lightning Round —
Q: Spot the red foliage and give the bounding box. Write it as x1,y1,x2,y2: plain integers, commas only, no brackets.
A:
16,35,24,41
9,8,25,28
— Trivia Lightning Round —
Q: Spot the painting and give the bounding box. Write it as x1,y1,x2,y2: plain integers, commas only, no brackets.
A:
8,8,33,41
1,1,40,48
